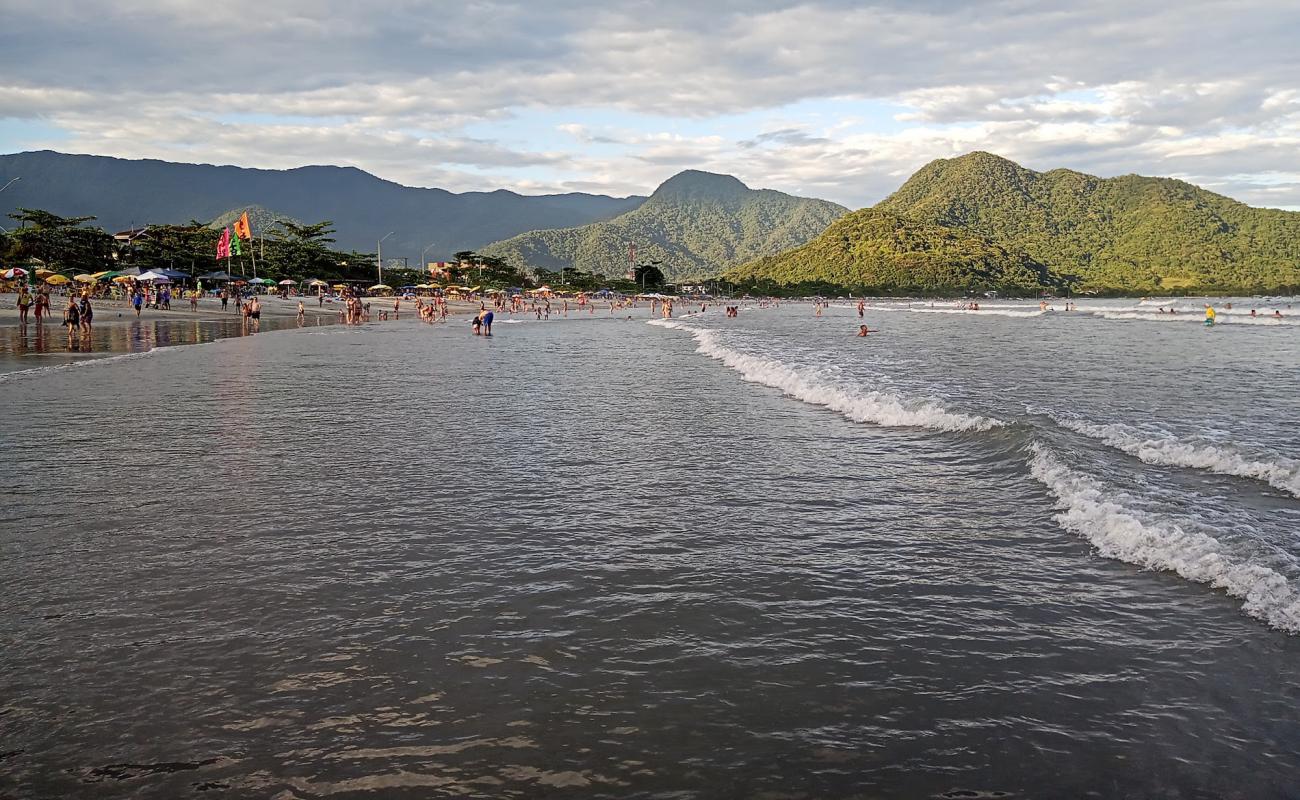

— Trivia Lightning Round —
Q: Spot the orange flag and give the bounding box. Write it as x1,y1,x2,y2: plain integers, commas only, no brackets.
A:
234,211,252,240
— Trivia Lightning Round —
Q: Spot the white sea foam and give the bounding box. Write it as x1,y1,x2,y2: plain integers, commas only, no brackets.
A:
1052,416,1300,498
648,319,1002,432
0,347,174,384
861,304,1046,319
1028,443,1300,634
1094,310,1300,326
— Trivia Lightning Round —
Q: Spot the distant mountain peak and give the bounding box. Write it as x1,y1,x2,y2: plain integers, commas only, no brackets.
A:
649,170,751,201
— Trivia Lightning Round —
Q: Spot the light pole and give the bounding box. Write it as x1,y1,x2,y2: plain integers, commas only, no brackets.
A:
0,176,18,233
377,231,395,284
421,241,436,277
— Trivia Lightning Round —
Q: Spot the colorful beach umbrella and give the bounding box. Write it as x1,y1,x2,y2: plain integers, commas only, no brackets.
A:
44,274,70,285
3,267,28,279
277,279,296,286
73,274,96,283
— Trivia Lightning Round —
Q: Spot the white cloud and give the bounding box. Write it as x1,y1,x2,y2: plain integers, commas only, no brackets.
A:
1,0,1299,208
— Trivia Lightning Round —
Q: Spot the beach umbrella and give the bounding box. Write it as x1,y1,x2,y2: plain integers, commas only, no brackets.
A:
34,268,56,278
112,275,135,284
44,274,70,285
277,279,296,286
306,279,329,287
369,284,392,292
73,274,96,283
136,270,164,281
3,267,28,279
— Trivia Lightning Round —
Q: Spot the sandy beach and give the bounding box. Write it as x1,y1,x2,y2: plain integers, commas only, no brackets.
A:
0,292,495,327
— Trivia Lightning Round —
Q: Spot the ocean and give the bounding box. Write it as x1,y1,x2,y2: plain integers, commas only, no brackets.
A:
2,297,1298,798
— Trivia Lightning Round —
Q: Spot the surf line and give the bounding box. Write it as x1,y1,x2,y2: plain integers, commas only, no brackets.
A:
648,319,1001,433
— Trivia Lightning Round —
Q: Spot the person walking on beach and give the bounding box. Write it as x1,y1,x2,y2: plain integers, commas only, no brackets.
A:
220,289,229,312
189,290,199,312
132,289,144,317
17,284,31,324
297,300,305,326
248,295,262,329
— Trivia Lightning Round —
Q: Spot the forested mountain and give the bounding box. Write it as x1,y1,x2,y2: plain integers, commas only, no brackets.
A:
480,170,847,279
725,207,1052,293
0,151,644,263
875,152,1300,292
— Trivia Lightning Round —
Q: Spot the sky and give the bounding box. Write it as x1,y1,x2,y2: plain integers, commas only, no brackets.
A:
1,0,1298,209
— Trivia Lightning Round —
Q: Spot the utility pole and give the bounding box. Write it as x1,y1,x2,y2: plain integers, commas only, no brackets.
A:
377,231,395,284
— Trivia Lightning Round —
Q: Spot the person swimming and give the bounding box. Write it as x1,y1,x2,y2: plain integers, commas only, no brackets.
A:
858,325,869,337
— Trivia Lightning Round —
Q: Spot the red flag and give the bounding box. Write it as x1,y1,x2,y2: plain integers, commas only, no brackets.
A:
216,227,230,259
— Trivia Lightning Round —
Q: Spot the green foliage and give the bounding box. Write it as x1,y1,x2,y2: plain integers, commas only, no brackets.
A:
634,263,665,288
5,207,115,272
877,151,1300,294
480,170,847,280
725,208,1053,293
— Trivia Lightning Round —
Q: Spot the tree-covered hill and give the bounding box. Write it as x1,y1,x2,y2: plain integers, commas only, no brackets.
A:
725,207,1053,294
876,151,1300,293
481,170,848,279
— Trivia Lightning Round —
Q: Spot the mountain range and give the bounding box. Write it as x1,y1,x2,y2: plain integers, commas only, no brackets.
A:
5,149,1298,293
0,151,644,262
479,170,848,280
729,152,1300,293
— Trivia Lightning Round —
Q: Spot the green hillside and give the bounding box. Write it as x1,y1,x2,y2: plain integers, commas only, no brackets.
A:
725,207,1052,294
876,151,1300,293
208,205,303,234
481,170,847,279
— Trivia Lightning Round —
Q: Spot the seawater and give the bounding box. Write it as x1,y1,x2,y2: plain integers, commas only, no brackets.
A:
2,299,1298,798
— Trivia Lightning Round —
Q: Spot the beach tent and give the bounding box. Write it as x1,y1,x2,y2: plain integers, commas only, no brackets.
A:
136,271,172,283
197,270,239,282
151,268,191,281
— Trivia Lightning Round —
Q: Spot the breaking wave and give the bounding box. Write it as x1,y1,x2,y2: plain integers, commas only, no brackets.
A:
1028,443,1300,634
1052,416,1300,498
649,319,1001,432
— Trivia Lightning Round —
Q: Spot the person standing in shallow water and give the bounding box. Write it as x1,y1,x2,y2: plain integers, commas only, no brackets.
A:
79,294,93,333
482,308,494,335
16,284,31,324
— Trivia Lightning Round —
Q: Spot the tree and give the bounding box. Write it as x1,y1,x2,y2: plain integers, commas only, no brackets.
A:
634,263,665,288
6,207,114,273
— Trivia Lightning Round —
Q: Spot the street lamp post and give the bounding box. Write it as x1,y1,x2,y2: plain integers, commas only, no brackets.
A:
0,176,19,234
421,241,436,277
377,231,395,284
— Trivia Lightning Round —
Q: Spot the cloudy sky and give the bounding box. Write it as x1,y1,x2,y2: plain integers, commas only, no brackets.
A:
2,0,1298,208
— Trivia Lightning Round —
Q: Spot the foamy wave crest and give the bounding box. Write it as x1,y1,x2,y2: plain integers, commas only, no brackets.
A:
648,319,1001,432
1053,417,1300,498
1028,443,1300,634
863,305,1045,319
1095,311,1300,326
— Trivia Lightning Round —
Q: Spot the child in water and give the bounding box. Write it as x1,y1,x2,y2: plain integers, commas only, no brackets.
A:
858,325,869,337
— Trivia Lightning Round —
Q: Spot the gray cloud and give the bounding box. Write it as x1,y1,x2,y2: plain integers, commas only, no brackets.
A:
1,0,1298,208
